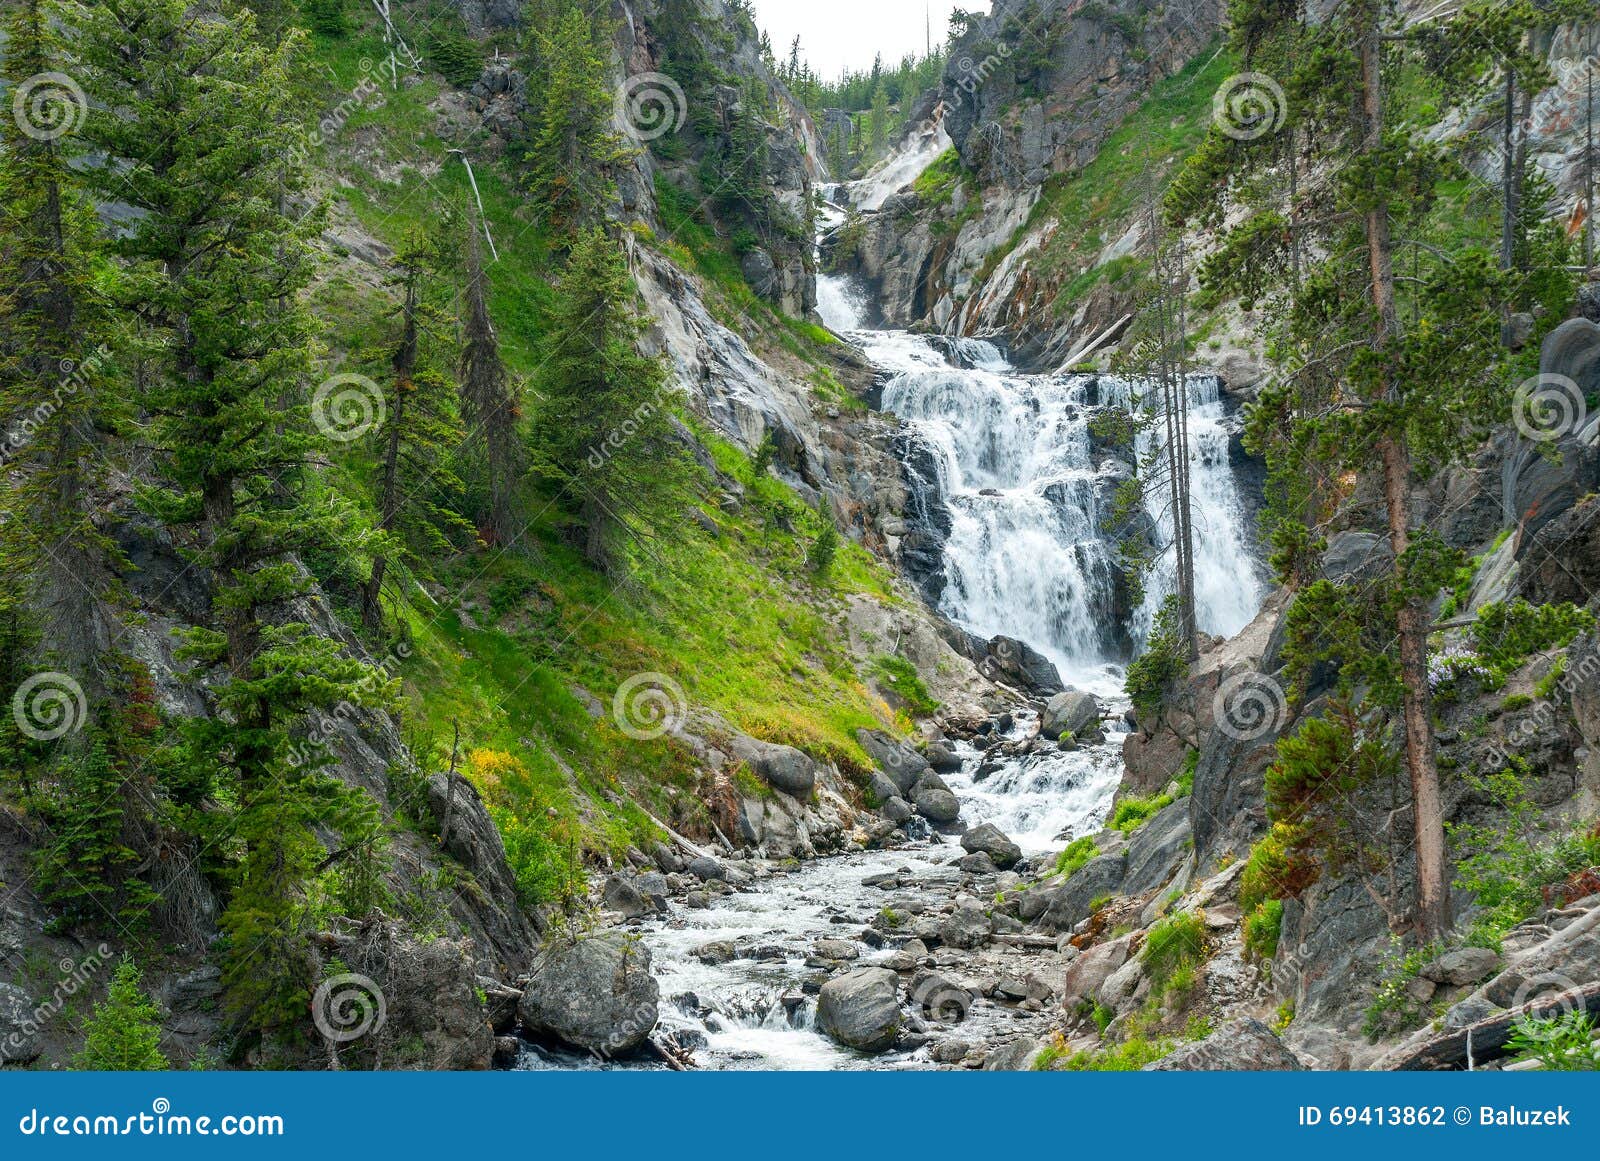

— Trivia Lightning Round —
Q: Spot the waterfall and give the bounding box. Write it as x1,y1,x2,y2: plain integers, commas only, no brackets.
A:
825,300,1263,692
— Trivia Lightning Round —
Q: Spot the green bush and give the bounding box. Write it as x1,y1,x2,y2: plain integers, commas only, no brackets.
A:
1243,898,1284,962
1141,911,1206,991
868,655,940,718
1124,596,1188,720
426,26,483,89
1055,835,1099,878
303,0,348,37
1473,600,1595,678
1508,1011,1600,1071
1111,791,1172,834
74,958,169,1071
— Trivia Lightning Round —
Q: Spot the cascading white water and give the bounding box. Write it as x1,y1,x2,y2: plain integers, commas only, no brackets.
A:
821,292,1263,696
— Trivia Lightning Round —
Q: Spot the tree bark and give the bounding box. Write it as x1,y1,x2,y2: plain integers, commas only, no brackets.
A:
1360,12,1450,943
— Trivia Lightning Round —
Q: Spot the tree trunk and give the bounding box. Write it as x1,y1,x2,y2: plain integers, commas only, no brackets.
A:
1360,13,1451,943
364,268,418,629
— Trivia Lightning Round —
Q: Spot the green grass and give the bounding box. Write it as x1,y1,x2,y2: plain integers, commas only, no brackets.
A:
1111,791,1174,834
1141,911,1207,992
1054,835,1100,878
867,655,940,718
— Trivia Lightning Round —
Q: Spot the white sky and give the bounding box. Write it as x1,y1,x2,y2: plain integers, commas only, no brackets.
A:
748,0,991,80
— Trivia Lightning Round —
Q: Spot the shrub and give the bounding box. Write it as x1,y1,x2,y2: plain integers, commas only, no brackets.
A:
807,520,839,578
1141,911,1206,991
1111,791,1173,834
303,0,348,37
1243,898,1284,962
1055,836,1099,878
868,655,941,718
1124,595,1188,719
426,26,483,89
1507,1011,1600,1071
74,958,169,1071
1055,1034,1174,1071
1473,600,1595,678
1363,938,1445,1037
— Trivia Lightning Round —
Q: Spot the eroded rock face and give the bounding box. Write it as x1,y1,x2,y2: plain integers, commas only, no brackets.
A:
518,932,660,1057
816,967,901,1052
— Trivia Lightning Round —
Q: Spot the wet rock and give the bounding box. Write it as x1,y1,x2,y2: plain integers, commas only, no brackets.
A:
692,941,736,966
518,932,660,1057
940,904,992,950
912,777,961,824
816,967,901,1052
686,857,727,882
882,796,915,825
491,1035,520,1069
1041,690,1102,740
1145,1018,1304,1071
931,1038,971,1064
926,741,962,772
958,851,998,874
983,635,1064,696
961,822,1023,870
813,938,861,962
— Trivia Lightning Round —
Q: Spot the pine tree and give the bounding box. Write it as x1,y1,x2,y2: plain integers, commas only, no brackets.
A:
458,213,525,547
1166,0,1547,941
75,0,395,1033
522,4,623,232
0,0,120,690
532,228,696,573
362,230,476,629
74,958,169,1071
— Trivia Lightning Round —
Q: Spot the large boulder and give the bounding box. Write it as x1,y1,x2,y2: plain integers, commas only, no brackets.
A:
518,932,660,1057
983,635,1064,696
961,823,1023,870
940,903,993,950
728,736,817,799
816,967,901,1052
1505,319,1600,543
912,779,961,824
1060,933,1134,1006
856,729,931,793
0,983,41,1064
1144,1018,1303,1071
1041,690,1101,740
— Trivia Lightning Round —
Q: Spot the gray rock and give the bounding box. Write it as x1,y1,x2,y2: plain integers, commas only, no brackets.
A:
601,874,651,919
940,905,992,950
813,938,861,961
729,736,817,799
1121,801,1192,895
1322,531,1394,585
912,783,961,824
686,856,727,882
984,635,1064,696
0,983,41,1064
856,729,932,793
1041,690,1102,740
982,1036,1041,1071
1060,934,1133,1005
867,769,902,806
926,741,962,771
692,940,736,965
958,851,998,874
816,967,901,1052
961,823,1023,870
1144,1018,1304,1071
882,796,914,825
1421,947,1501,988
518,932,660,1057
1039,852,1127,931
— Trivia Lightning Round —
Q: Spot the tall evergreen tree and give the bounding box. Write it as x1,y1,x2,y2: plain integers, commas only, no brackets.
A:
458,214,525,546
522,3,623,232
0,0,119,691
1167,0,1552,941
532,228,695,573
75,0,394,1033
362,231,476,628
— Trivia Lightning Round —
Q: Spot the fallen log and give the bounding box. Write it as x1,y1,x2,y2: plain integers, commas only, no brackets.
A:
1385,982,1600,1070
